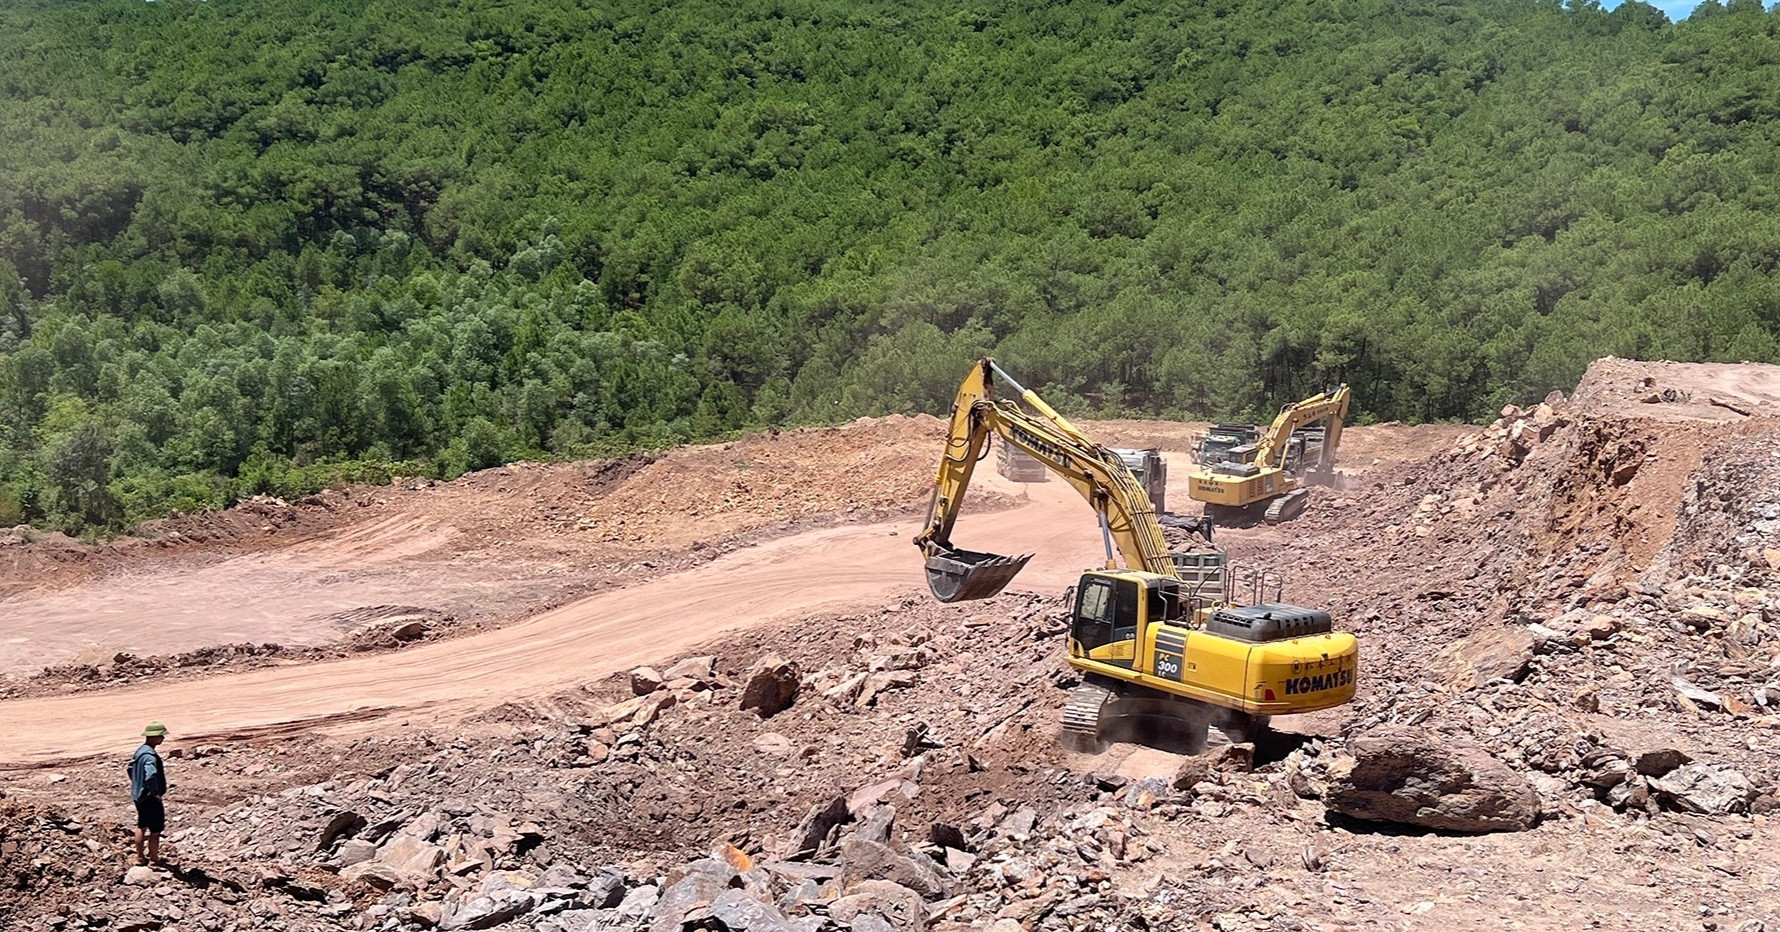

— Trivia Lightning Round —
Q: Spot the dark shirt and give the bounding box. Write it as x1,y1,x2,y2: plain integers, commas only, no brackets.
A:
129,744,166,802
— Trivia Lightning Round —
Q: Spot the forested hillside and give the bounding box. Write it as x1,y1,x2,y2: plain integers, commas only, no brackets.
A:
3,0,1779,532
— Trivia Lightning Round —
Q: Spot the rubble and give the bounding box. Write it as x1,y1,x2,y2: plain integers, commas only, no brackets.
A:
1326,725,1539,833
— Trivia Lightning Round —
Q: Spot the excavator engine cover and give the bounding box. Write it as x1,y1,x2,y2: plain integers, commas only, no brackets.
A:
924,548,1033,603
1203,603,1333,643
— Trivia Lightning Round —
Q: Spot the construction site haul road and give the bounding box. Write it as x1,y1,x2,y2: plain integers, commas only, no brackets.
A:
4,357,1780,931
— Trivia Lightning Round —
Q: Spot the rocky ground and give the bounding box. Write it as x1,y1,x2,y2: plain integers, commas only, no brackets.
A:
5,359,1780,931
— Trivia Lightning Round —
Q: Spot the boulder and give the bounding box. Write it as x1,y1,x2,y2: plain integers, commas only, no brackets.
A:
781,795,850,860
927,823,968,851
829,880,925,931
122,865,159,887
537,864,587,889
1211,742,1254,773
1632,747,1692,778
408,902,443,928
1650,763,1754,815
851,916,897,932
837,838,950,899
847,779,907,816
857,671,916,707
440,890,538,931
632,691,678,728
583,866,627,909
1172,757,1210,791
401,811,444,842
663,655,715,683
739,655,802,718
317,810,367,851
629,667,663,696
337,839,379,867
688,890,797,932
852,805,896,845
617,885,660,920
1326,725,1538,833
1580,615,1620,641
651,863,738,932
1435,627,1534,689
380,834,447,883
480,869,538,895
1121,777,1171,811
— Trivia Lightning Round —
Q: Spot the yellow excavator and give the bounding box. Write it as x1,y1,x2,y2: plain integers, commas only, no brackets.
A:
1186,385,1351,524
914,359,1358,750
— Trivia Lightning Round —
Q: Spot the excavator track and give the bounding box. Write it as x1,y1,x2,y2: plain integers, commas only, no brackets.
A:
1263,488,1312,524
1060,679,1114,752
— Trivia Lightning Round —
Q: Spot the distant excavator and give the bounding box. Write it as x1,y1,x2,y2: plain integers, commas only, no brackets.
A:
1186,385,1351,524
913,359,1358,750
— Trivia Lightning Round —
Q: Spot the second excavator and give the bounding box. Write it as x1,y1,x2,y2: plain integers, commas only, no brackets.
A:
913,358,1358,750
1186,385,1351,524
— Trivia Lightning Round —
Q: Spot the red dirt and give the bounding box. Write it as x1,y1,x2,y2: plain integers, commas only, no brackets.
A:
6,358,1780,932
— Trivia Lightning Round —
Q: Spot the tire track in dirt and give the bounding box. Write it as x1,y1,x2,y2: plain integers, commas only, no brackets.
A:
0,480,1105,767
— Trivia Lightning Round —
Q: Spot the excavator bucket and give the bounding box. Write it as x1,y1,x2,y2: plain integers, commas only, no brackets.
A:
924,548,1033,603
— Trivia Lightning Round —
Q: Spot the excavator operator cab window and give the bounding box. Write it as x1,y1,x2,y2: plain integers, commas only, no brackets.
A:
1073,578,1116,651
1074,576,1139,650
1148,580,1185,624
1111,579,1138,643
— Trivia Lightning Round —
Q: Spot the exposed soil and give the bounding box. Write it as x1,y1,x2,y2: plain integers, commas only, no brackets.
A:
0,415,973,676
5,359,1780,932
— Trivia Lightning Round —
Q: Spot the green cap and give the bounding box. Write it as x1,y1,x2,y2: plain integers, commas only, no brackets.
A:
143,722,167,737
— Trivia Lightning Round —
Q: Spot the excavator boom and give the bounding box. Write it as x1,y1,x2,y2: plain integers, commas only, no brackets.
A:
1253,384,1351,474
914,359,1175,602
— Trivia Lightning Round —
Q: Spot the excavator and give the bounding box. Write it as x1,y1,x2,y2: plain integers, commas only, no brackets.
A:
1186,385,1351,524
914,359,1358,750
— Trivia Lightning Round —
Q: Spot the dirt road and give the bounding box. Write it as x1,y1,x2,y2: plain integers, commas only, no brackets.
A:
0,517,468,672
0,476,1104,767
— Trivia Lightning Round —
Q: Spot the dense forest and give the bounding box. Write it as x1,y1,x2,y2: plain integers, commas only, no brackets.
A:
3,0,1780,532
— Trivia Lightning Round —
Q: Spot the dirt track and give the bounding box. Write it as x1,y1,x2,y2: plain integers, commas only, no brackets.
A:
0,475,1105,767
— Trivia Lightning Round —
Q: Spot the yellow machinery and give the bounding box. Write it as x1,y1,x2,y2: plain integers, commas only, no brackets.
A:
1186,385,1351,524
914,359,1358,750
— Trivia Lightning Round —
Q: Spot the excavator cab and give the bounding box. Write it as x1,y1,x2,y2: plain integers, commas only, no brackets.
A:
1068,571,1193,665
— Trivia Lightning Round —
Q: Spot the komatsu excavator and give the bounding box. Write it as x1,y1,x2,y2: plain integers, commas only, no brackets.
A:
914,359,1358,750
1186,385,1351,524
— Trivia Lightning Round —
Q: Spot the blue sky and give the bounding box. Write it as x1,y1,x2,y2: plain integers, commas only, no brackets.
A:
1599,0,1703,19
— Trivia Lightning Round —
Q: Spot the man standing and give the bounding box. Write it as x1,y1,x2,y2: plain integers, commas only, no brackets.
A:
129,722,168,866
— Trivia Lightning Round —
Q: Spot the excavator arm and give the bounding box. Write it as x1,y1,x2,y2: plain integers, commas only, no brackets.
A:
914,359,1176,602
1252,384,1351,474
